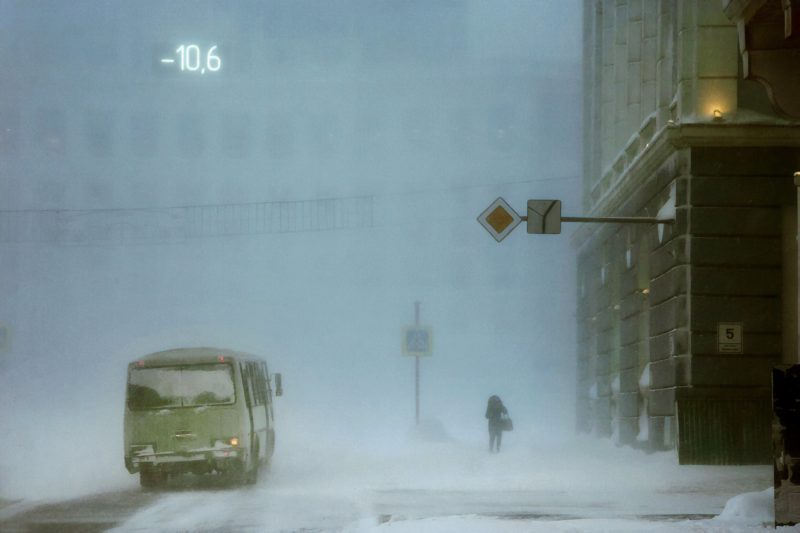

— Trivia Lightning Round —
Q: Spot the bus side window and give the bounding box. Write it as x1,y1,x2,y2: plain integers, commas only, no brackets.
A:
240,363,253,407
255,364,266,406
250,364,258,406
247,363,256,406
259,362,271,407
247,362,265,406
261,362,271,396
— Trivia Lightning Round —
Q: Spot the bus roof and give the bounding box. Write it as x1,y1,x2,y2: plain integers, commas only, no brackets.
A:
131,347,264,366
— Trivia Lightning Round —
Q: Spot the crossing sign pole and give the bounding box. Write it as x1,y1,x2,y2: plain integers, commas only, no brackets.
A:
402,302,433,425
0,324,9,353
415,302,420,426
0,324,9,369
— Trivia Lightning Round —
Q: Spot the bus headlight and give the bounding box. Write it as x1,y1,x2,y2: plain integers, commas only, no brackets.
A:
214,437,239,448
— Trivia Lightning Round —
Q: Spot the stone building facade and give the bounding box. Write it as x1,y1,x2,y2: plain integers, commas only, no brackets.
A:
576,0,800,464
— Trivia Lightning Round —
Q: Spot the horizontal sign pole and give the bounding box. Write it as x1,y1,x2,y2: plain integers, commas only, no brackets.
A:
520,216,673,225
562,216,674,224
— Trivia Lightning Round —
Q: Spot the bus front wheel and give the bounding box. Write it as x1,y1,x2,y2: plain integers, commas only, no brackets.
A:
139,469,166,490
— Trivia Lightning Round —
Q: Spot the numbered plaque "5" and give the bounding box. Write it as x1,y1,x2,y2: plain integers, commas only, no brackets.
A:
718,323,742,353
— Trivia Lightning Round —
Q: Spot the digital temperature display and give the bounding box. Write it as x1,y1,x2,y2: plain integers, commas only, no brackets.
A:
156,43,222,75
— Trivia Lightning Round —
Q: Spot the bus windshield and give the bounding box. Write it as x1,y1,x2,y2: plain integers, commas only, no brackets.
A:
127,364,235,410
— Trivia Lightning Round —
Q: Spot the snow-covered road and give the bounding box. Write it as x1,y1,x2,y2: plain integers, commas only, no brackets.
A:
108,430,777,532
0,428,783,532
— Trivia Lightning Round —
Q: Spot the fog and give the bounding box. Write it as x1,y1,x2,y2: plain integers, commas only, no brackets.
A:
0,0,584,503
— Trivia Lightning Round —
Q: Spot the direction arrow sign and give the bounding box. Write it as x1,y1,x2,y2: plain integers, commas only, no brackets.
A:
477,197,521,242
527,199,562,234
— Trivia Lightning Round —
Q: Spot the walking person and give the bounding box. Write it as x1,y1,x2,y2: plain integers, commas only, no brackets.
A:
485,395,509,453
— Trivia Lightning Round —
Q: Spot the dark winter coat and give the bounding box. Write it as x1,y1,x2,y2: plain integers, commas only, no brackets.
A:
485,398,507,431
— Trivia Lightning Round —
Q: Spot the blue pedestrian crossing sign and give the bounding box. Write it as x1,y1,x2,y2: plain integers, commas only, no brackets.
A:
403,326,433,357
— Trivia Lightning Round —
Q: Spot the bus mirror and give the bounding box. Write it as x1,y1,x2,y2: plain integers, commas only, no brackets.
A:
274,373,283,397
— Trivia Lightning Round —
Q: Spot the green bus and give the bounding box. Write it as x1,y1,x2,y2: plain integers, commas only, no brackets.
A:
124,347,282,488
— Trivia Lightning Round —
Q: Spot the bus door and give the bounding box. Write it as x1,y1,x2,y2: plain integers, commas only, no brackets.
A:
239,362,256,459
261,361,273,427
241,361,269,461
260,361,274,454
251,362,269,460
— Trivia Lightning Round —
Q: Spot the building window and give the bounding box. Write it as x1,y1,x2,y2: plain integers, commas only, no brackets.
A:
86,179,113,204
447,108,473,154
37,180,66,206
176,112,205,158
488,105,516,152
34,108,67,154
0,109,20,156
82,31,119,68
84,110,115,157
535,84,580,161
353,113,386,157
220,112,251,158
130,111,159,157
264,112,294,160
308,113,339,158
403,108,433,151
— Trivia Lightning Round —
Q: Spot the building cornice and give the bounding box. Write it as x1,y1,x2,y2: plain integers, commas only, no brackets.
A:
572,122,800,250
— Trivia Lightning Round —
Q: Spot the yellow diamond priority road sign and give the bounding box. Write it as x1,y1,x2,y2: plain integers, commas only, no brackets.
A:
478,197,521,242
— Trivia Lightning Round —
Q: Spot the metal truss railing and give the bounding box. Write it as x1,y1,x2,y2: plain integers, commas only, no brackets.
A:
0,195,374,244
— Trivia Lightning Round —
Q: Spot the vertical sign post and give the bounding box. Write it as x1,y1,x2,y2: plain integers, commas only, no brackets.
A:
415,302,420,425
0,324,10,370
402,302,433,426
0,324,9,353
